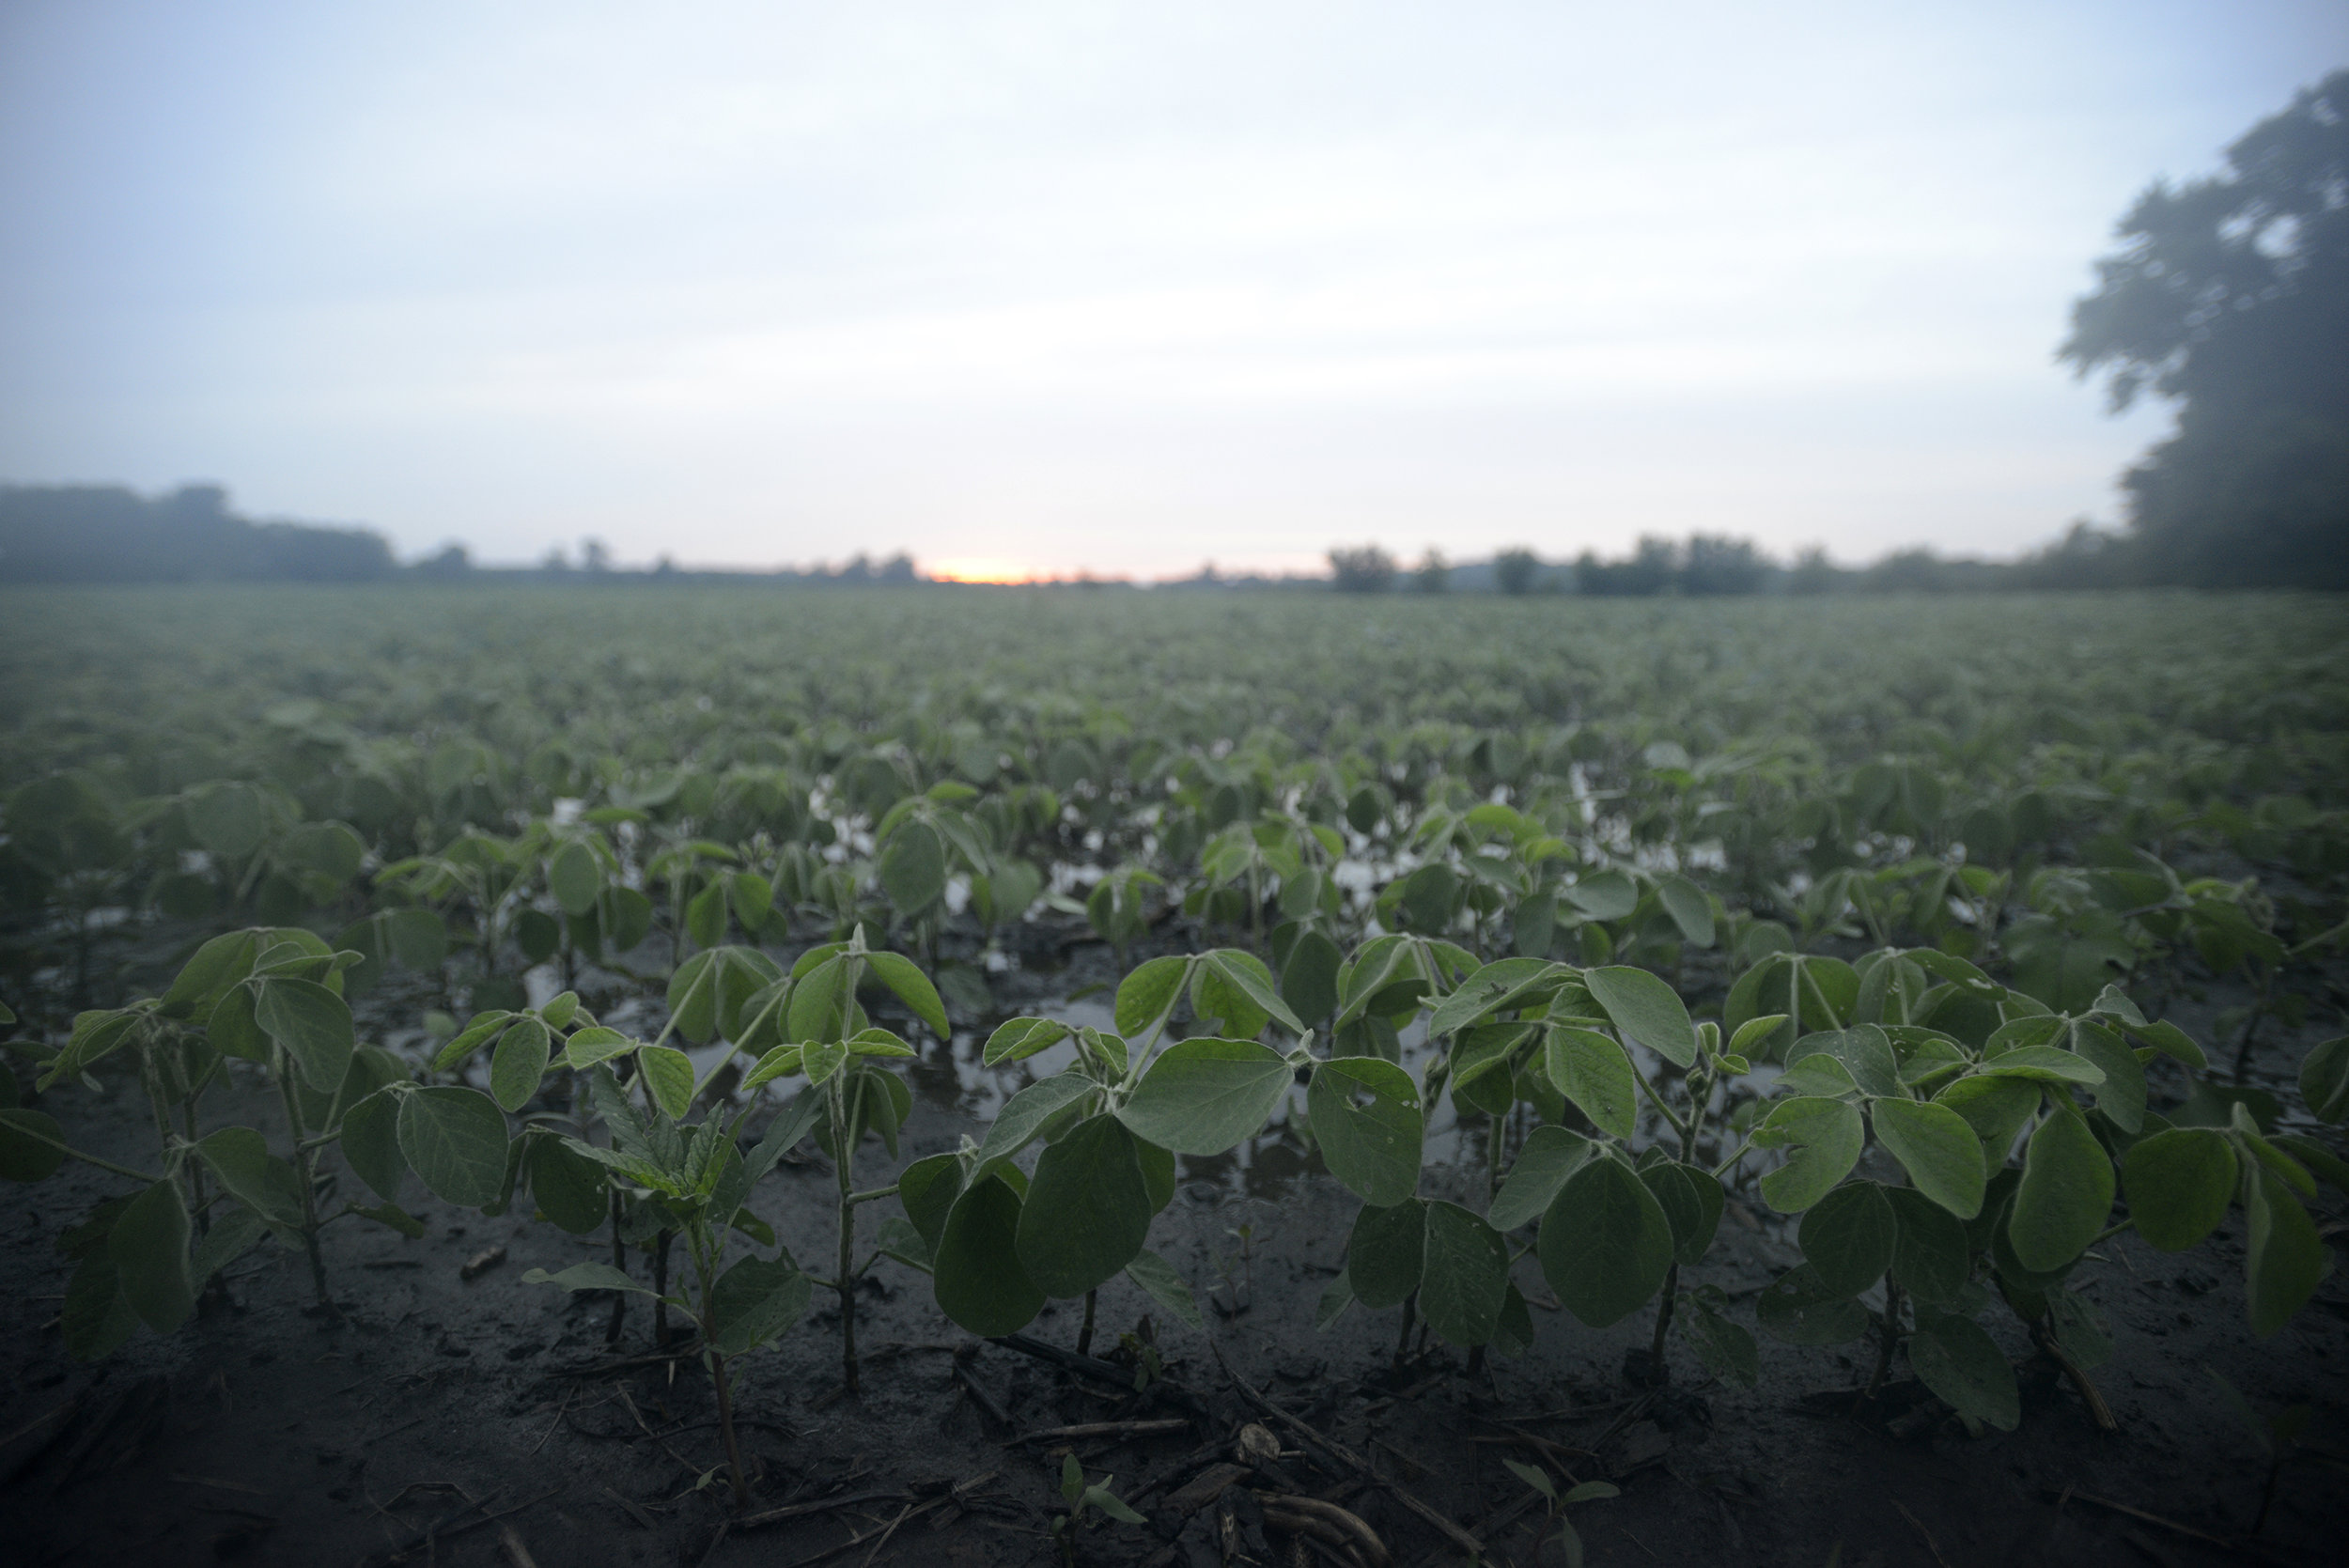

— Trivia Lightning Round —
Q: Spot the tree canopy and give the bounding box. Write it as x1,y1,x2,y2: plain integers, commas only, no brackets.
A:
2061,70,2349,588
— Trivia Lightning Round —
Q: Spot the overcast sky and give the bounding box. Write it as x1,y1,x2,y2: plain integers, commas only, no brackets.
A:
3,2,2342,578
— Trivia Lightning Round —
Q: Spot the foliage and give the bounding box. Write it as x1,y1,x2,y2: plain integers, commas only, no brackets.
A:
2062,69,2349,587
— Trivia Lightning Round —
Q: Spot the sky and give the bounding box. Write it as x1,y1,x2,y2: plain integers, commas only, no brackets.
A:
2,3,2343,579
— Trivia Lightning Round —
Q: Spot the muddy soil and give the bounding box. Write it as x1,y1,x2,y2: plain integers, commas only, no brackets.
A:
3,918,2346,1567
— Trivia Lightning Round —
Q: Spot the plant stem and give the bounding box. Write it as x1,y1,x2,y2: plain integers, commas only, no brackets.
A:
692,1234,751,1509
833,1071,862,1396
275,1069,334,1310
1392,1291,1418,1377
605,1187,629,1344
1647,1267,1679,1376
652,1229,674,1349
1866,1282,1904,1398
8,1121,162,1185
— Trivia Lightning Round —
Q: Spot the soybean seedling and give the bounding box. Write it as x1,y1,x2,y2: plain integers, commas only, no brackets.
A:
1503,1458,1618,1568
1051,1453,1146,1566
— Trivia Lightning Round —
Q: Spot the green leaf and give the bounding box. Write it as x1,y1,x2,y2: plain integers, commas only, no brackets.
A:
187,782,265,859
2122,1127,2236,1251
1419,1201,1510,1346
1972,1047,2105,1086
638,1045,695,1120
255,977,355,1091
528,1134,609,1234
489,1017,551,1113
896,1152,964,1250
1658,875,1716,947
1016,1113,1154,1298
549,840,600,915
1869,1098,1985,1219
1123,1249,1206,1330
1793,1026,1898,1097
521,1262,662,1296
933,1174,1045,1336
865,950,950,1037
982,1017,1071,1067
1315,1265,1356,1331
432,1010,511,1072
1113,955,1190,1036
686,880,728,948
194,1126,306,1236
1538,1156,1674,1327
1425,956,1559,1039
1198,948,1308,1036
1754,1264,1870,1345
1885,1187,1972,1308
1307,1056,1423,1207
1680,1290,1759,1387
1545,1026,1638,1141
1563,869,1638,921
801,1037,848,1087
2244,1167,2326,1336
0,1109,66,1183
2069,1019,2146,1135
108,1179,194,1333
1114,1037,1289,1157
974,1073,1097,1167
1907,1310,2019,1430
397,1086,511,1208
1640,1159,1723,1266
1487,1126,1595,1232
63,1251,142,1361
1280,929,1344,1026
710,1253,812,1355
2299,1036,2349,1125
564,1025,638,1071
1346,1198,1426,1310
743,1090,828,1185
1754,1097,1864,1214
739,1044,803,1093
340,1087,407,1203
1934,1074,2040,1161
162,930,259,1019
879,820,947,915
667,951,723,1044
190,1206,268,1282
1797,1182,1896,1297
2008,1107,2116,1273
1581,966,1698,1068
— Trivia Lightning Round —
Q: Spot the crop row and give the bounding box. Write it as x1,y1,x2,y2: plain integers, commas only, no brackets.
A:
7,916,2344,1507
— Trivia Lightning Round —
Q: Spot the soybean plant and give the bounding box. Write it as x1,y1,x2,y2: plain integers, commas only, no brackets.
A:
888,948,1306,1350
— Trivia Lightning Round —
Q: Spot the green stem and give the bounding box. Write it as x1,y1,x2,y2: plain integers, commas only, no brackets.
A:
833,1072,862,1396
1077,1288,1097,1358
1632,1068,1688,1140
844,1184,899,1205
1866,1282,1905,1397
275,1067,334,1310
690,1234,750,1508
8,1122,162,1185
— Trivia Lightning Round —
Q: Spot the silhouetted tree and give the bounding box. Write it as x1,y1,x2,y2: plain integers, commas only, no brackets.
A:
1493,548,1540,595
1787,547,1842,595
2061,70,2349,588
414,543,472,581
1329,544,1396,593
0,483,393,582
1681,534,1769,595
1413,548,1451,592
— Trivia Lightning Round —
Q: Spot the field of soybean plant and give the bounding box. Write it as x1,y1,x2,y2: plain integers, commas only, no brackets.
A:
2,582,2347,1568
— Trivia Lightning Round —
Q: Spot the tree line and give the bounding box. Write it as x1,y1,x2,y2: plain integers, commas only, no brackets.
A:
1326,524,2135,597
